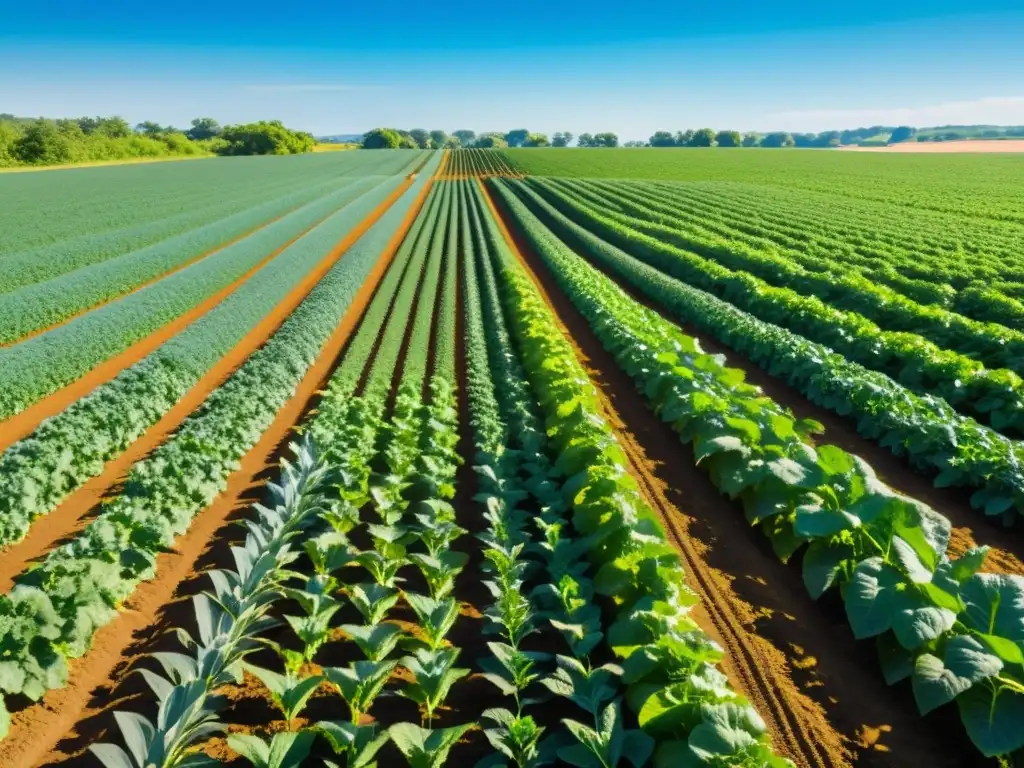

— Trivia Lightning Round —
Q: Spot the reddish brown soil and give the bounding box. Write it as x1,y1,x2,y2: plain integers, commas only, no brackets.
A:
0,175,431,594
480,180,989,768
0,173,438,768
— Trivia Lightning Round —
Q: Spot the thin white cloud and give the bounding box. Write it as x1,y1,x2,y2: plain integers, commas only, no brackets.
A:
768,96,1024,132
243,84,376,93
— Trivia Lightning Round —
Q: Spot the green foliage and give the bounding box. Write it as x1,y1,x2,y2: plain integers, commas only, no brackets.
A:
363,128,402,149
688,128,716,147
217,120,315,155
477,134,510,149
505,129,530,148
714,130,741,147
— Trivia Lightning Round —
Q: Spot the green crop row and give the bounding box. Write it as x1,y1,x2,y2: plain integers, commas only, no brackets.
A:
0,166,438,726
504,177,1024,523
493,177,1024,760
528,178,1024,439
472,179,795,767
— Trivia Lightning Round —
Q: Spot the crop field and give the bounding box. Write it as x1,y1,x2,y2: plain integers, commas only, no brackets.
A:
0,146,1022,768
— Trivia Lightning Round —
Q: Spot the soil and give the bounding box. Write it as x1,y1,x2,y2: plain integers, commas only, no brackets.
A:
479,179,990,768
838,140,1024,153
1,169,438,768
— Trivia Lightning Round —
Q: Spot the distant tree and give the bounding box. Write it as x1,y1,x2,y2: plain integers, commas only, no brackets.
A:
688,128,716,147
576,133,596,147
741,132,760,147
504,129,530,148
889,125,917,143
674,130,694,146
760,132,795,148
793,133,818,148
623,140,647,147
475,134,508,148
14,120,73,164
218,120,315,155
715,130,742,147
649,131,676,147
443,136,462,149
76,116,102,134
0,121,19,165
97,116,132,138
408,129,430,149
135,121,165,136
815,130,841,147
188,117,222,141
453,129,476,145
551,131,574,147
362,127,402,149
429,129,448,149
523,132,550,147
593,132,619,147
398,136,418,148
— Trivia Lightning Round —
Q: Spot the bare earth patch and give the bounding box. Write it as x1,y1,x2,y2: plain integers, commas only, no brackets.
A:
838,140,1024,153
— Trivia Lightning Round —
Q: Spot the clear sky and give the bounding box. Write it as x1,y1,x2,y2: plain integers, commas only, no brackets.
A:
2,1,1023,140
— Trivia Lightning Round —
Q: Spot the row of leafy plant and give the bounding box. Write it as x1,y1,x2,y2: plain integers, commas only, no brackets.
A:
468,178,796,767
527,177,1024,436
492,177,1024,761
0,159,442,554
503,177,1024,525
0,164,440,736
0,173,404,421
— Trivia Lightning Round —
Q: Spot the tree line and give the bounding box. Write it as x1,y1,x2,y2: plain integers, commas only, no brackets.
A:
361,128,622,149
0,114,317,167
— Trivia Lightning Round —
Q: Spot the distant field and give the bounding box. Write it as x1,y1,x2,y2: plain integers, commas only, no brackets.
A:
840,139,1024,153
313,142,359,151
502,146,1024,222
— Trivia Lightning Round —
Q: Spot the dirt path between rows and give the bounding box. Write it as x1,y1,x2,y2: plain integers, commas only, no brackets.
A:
480,180,986,768
0,175,438,768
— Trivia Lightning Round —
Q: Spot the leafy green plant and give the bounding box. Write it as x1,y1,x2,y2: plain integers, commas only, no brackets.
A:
341,622,405,661
354,550,407,588
324,660,399,723
560,699,654,768
542,655,623,721
400,647,471,723
283,574,343,663
481,708,550,768
348,582,400,624
408,551,467,599
389,721,474,768
245,664,323,727
316,721,391,768
404,592,459,650
228,730,315,768
480,642,550,714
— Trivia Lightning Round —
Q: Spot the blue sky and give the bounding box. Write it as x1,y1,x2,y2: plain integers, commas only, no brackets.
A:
2,2,1023,139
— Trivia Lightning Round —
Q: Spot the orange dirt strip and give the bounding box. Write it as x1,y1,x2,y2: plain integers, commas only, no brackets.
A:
0,185,381,454
0,171,439,768
0,172,425,592
478,179,984,768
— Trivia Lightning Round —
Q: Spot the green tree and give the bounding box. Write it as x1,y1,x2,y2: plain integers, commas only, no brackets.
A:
504,129,530,147
188,117,222,141
452,129,476,145
551,131,574,147
362,128,402,149
96,117,131,138
889,125,916,143
760,132,795,148
715,130,742,147
649,131,676,147
674,130,694,146
443,136,462,149
408,129,430,149
429,129,448,149
135,121,165,136
14,120,73,164
593,132,619,147
742,132,760,147
688,128,716,147
475,134,508,148
523,132,550,147
576,132,595,147
217,120,315,155
0,121,20,165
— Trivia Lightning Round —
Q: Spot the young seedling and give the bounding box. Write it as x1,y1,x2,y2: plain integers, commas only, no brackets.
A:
244,664,324,728
479,642,550,715
389,721,474,768
560,699,653,768
227,730,315,768
341,622,405,662
316,721,391,768
481,708,549,768
408,551,468,599
348,582,400,625
403,592,459,650
541,655,623,721
323,659,399,723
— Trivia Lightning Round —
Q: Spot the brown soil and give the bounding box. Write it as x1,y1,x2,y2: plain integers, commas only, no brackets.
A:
0,175,431,593
480,180,988,768
0,173,438,768
838,140,1024,153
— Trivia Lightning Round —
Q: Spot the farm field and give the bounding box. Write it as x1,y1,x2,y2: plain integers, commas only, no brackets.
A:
0,147,1022,768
